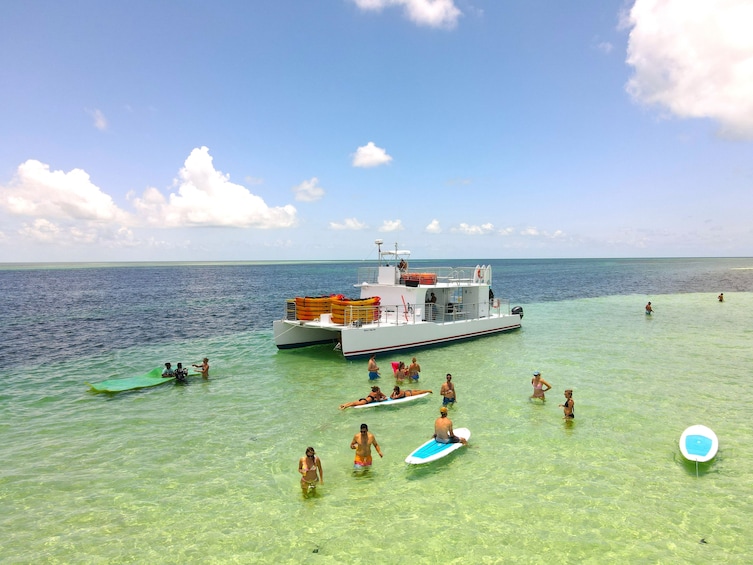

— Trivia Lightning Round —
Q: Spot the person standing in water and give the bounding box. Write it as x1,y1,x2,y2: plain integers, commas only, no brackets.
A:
407,357,421,382
192,357,209,379
559,389,575,420
718,293,724,302
350,423,383,469
645,301,653,315
530,371,552,401
298,447,323,496
367,354,380,380
440,373,456,406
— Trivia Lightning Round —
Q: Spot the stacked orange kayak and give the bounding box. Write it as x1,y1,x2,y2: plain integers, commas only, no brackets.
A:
330,296,381,325
294,295,344,321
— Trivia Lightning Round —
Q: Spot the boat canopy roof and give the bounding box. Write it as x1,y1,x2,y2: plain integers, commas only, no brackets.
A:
381,250,410,257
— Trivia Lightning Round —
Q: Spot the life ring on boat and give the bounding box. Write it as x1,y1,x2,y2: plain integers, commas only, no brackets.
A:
477,268,482,280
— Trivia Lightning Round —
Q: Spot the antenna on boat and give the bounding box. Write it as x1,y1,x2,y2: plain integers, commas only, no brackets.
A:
375,239,384,265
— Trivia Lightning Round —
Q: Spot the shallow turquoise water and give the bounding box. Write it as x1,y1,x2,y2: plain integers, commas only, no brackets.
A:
2,290,752,563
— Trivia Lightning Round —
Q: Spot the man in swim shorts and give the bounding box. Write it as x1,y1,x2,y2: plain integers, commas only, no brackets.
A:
433,406,467,445
367,354,380,380
350,423,383,469
440,373,456,406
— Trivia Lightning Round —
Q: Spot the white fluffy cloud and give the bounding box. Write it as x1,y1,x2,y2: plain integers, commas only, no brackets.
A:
425,219,441,233
131,147,298,228
293,177,325,202
451,222,495,235
351,142,393,168
379,219,404,232
0,159,131,223
352,0,462,29
329,217,368,230
626,0,753,139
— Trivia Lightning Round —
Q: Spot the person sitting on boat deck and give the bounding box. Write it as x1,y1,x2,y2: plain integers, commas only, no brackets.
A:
339,386,387,409
718,293,724,302
440,373,456,406
559,389,575,420
407,357,421,381
645,301,653,315
530,371,552,401
391,386,432,399
433,406,467,445
397,258,408,272
162,362,175,378
174,362,188,383
298,446,323,496
367,354,380,380
192,357,209,379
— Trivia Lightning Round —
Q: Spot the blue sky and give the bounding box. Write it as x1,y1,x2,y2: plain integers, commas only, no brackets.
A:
1,0,752,262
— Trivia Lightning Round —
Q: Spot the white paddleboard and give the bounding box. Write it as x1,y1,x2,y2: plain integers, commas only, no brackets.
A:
405,427,470,464
680,424,718,463
352,392,431,409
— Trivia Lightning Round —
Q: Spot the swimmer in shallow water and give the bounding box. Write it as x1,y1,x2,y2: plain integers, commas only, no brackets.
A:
530,371,552,401
559,389,575,420
298,447,323,496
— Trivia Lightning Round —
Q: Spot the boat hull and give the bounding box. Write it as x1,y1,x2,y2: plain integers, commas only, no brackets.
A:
273,314,521,358
273,320,340,349
341,315,520,358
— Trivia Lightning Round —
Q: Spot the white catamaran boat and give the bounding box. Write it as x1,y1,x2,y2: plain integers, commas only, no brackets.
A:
273,240,523,359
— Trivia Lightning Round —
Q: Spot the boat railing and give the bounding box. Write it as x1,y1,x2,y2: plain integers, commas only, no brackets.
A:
283,297,512,326
355,266,489,287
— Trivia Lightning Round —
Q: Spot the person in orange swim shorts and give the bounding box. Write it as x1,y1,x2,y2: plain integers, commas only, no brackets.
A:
350,423,383,469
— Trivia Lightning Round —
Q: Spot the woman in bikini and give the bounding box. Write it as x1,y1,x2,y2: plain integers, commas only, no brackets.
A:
298,447,323,495
339,386,387,409
530,371,552,401
559,389,575,419
390,386,433,399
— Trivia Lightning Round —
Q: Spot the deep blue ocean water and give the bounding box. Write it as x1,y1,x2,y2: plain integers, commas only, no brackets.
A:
2,258,751,369
1,258,753,563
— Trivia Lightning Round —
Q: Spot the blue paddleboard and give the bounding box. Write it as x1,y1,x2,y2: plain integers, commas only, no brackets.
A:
405,428,470,464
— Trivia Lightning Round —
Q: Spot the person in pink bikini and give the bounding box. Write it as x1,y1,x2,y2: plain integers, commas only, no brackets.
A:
530,371,552,401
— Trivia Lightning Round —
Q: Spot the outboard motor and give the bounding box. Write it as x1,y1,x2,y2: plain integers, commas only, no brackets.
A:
511,305,524,319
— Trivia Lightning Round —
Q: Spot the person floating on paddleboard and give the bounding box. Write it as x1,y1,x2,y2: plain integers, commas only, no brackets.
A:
433,406,467,445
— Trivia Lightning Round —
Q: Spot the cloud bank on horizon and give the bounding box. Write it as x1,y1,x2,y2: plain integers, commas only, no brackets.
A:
1,0,752,261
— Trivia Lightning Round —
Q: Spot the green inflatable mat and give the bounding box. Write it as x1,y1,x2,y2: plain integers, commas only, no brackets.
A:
88,367,173,392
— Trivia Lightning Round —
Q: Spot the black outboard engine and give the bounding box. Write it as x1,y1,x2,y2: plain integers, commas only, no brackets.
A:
511,305,524,319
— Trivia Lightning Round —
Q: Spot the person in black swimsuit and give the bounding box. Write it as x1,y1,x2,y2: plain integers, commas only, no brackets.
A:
559,389,574,419
339,386,387,409
390,386,433,399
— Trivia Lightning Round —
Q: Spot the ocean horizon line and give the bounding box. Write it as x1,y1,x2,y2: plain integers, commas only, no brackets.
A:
2,256,753,271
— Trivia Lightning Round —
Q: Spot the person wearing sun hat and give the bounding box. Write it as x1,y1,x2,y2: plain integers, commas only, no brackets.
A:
433,405,467,445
